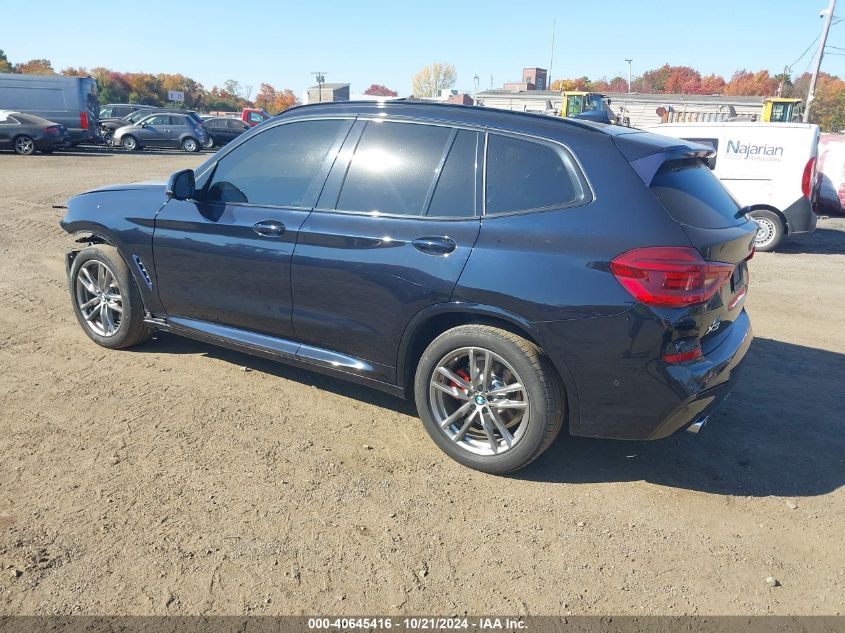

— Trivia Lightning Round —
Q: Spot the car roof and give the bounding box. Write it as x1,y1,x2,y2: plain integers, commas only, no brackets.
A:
0,110,55,125
278,100,622,137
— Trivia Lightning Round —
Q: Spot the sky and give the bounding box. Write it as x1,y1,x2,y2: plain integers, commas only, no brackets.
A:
2,0,843,97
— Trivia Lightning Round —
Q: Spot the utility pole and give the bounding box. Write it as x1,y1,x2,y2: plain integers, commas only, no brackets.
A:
549,19,556,87
625,58,633,93
312,71,326,103
473,74,479,95
804,0,836,123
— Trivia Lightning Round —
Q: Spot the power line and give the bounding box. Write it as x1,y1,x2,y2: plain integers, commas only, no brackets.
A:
788,34,820,71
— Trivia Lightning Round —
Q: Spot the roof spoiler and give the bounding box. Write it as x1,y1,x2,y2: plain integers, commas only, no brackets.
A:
612,132,715,186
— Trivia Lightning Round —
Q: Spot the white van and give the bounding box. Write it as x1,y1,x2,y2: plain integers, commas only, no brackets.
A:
643,122,819,251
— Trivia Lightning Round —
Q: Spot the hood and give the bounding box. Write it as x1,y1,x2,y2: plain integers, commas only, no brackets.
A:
74,181,167,196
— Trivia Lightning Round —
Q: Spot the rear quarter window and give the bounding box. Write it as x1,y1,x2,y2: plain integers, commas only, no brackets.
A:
650,158,743,229
485,133,586,214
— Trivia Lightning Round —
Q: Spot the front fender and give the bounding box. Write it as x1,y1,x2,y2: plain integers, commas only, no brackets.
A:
60,184,168,315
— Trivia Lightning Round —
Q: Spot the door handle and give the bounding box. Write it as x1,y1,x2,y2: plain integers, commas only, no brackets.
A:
412,236,457,255
252,220,286,237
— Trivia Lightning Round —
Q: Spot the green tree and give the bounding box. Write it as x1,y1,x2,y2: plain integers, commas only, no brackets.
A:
0,50,12,73
412,62,457,98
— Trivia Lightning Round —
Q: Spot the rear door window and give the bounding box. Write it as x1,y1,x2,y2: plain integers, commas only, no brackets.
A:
335,120,453,216
650,158,743,229
485,133,585,214
427,129,478,218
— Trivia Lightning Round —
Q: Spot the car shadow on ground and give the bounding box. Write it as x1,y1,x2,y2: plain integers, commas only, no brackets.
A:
134,332,418,416
775,225,845,255
133,334,844,497
522,337,845,497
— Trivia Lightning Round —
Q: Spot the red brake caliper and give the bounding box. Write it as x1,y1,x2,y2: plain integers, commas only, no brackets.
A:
450,369,471,399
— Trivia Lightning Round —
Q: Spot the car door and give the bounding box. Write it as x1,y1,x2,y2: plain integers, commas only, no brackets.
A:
136,114,169,146
227,119,249,144
290,119,482,384
153,117,353,344
0,114,19,148
205,119,223,144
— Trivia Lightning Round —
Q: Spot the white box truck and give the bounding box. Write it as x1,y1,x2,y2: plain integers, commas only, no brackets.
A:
644,122,819,251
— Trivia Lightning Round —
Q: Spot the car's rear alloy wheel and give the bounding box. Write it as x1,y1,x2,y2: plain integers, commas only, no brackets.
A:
69,245,151,349
429,346,530,456
415,325,564,474
204,137,214,149
182,138,199,152
13,135,35,155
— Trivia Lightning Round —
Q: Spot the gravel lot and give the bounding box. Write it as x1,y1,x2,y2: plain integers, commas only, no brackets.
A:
0,149,843,616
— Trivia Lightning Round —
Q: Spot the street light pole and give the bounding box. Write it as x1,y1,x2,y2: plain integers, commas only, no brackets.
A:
625,58,633,93
312,71,326,103
804,0,836,123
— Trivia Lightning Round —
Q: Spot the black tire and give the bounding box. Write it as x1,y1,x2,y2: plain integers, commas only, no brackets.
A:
182,137,199,152
121,135,139,151
13,135,35,155
204,136,214,150
68,245,152,350
101,131,113,146
414,324,564,474
749,209,784,252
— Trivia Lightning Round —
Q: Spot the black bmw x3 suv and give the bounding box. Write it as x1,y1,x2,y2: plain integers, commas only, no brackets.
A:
61,101,756,473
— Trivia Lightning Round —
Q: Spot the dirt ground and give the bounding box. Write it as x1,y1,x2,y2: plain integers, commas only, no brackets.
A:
0,149,842,616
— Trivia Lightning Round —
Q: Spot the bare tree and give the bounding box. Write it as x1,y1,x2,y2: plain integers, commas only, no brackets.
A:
412,63,457,98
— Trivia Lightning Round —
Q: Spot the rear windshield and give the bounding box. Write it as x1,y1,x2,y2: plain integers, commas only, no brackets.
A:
650,158,743,229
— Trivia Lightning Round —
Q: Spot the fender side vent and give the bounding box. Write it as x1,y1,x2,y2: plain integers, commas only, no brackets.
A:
132,254,153,289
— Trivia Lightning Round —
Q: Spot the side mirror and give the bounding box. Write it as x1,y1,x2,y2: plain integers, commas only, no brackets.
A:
166,169,196,200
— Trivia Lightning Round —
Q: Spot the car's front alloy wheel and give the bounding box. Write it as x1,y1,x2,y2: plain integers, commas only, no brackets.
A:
121,135,138,151
69,245,151,349
75,259,123,337
415,325,564,474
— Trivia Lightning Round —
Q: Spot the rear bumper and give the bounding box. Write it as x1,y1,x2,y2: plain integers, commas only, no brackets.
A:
647,309,753,439
537,308,753,441
783,196,817,235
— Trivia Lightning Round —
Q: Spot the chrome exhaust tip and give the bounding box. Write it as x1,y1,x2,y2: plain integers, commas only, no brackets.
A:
687,416,709,434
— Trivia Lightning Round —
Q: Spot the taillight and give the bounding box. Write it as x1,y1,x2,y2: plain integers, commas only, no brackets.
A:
43,126,60,135
663,347,702,363
801,157,816,199
610,247,734,308
80,112,89,129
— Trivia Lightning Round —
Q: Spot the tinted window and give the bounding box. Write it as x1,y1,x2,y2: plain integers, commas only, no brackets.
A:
337,121,452,215
100,107,113,118
228,119,248,130
248,112,264,123
170,115,187,125
144,115,169,126
204,119,346,207
427,130,478,217
650,159,743,229
486,134,581,214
